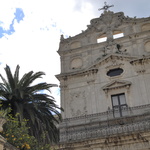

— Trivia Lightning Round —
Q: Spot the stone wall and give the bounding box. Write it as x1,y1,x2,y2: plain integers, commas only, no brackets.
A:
56,9,150,150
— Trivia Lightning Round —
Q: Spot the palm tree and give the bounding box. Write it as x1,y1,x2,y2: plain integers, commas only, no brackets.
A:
0,65,62,144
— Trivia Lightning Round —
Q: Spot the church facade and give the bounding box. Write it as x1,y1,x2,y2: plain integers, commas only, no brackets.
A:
56,6,150,150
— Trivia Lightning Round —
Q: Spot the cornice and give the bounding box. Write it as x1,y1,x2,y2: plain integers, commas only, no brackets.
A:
56,54,138,80
56,68,98,80
130,55,150,65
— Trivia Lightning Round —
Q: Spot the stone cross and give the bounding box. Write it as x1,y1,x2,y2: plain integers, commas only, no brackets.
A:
98,2,114,11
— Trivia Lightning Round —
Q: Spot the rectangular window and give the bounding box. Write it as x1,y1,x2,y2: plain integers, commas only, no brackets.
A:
97,36,107,43
113,32,124,39
111,93,127,117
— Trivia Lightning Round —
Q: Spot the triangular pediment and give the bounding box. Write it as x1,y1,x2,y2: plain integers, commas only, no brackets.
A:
88,53,137,70
56,54,137,80
102,80,132,92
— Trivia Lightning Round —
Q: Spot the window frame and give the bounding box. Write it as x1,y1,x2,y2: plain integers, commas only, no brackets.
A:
111,93,127,117
107,68,124,77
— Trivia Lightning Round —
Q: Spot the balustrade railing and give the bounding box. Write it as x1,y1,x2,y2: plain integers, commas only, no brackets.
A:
59,104,150,143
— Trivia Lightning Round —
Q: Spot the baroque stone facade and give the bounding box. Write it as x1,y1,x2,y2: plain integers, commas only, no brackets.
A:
56,7,150,150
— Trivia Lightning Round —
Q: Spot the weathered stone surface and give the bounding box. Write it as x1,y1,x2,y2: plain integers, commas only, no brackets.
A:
56,8,150,150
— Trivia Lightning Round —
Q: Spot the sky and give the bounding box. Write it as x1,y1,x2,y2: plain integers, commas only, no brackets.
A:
0,0,150,106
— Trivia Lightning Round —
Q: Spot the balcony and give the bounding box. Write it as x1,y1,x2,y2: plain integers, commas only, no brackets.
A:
59,104,150,143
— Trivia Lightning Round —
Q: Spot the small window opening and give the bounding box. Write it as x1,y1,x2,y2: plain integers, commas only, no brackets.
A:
97,34,107,43
107,68,123,77
113,31,124,39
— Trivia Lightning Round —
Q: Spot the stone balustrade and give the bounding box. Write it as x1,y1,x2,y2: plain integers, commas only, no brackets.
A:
59,104,150,143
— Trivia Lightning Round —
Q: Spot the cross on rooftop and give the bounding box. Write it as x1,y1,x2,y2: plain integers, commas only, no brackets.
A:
98,2,114,11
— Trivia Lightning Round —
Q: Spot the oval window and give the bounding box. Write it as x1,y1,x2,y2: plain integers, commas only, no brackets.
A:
107,68,123,77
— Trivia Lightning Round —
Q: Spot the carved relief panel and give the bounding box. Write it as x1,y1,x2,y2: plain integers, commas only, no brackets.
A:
69,91,87,117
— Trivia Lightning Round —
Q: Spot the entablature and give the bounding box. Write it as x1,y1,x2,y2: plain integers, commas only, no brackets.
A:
56,68,98,81
56,54,138,81
130,55,150,65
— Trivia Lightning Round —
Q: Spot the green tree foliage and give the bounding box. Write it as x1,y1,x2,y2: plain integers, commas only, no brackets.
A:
1,113,53,150
0,65,62,143
2,113,36,150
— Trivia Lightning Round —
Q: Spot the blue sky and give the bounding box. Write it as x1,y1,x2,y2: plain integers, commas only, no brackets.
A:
0,8,24,38
0,0,150,106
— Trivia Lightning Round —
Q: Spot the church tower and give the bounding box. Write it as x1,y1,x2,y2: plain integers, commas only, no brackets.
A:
56,3,150,150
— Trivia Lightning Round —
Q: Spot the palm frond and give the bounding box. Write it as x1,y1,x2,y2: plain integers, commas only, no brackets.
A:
0,75,11,92
4,65,16,90
19,71,33,87
0,65,63,144
14,65,20,87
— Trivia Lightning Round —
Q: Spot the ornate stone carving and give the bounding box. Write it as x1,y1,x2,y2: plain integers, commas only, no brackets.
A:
70,58,83,69
92,54,136,71
115,44,128,54
101,43,128,56
130,56,150,74
102,80,132,94
89,11,124,36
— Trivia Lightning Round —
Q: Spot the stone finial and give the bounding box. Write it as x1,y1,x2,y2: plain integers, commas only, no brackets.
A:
98,2,114,12
60,34,64,41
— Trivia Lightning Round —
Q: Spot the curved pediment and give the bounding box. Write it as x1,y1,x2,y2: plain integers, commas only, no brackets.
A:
86,11,149,34
88,11,125,33
102,80,132,93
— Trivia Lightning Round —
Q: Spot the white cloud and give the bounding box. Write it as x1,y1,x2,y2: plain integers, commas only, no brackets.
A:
0,0,150,107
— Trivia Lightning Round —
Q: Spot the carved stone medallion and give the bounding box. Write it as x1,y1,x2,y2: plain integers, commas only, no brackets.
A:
71,58,83,69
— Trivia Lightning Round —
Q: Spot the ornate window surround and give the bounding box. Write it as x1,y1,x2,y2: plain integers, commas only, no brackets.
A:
107,68,124,77
102,80,132,109
102,80,131,94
